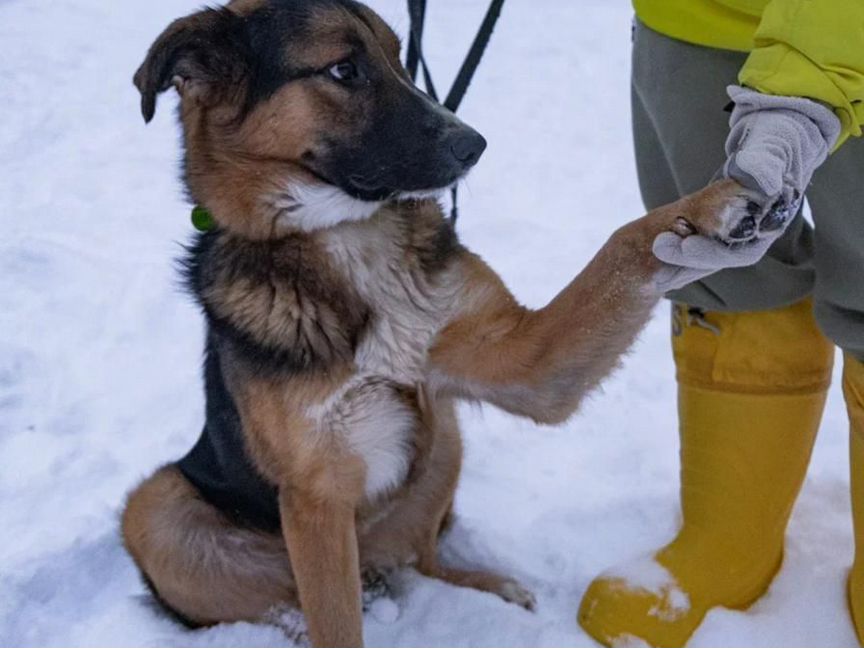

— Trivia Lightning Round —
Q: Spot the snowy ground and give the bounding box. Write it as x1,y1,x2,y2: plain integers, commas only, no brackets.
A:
0,0,857,646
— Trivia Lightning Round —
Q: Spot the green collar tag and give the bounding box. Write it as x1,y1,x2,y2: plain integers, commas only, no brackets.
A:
191,206,216,232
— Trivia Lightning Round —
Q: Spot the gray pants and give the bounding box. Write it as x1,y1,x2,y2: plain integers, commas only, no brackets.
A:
632,21,864,357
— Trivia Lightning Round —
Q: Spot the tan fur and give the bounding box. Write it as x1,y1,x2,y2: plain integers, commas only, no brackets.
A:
122,465,297,625
125,2,759,645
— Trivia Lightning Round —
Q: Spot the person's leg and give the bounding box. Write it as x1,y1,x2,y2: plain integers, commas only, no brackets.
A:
805,136,864,645
808,138,864,360
578,21,834,648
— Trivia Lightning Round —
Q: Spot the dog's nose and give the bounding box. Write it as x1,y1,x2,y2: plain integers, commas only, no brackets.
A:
449,129,487,167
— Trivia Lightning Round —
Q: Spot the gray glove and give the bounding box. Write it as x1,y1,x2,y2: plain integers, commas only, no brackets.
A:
723,85,840,201
652,85,841,294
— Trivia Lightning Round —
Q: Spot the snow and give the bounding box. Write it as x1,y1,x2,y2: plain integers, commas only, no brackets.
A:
0,0,856,646
601,557,690,622
611,636,652,648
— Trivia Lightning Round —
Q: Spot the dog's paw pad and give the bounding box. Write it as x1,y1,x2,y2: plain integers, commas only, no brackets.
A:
727,214,757,240
759,195,798,233
717,189,796,245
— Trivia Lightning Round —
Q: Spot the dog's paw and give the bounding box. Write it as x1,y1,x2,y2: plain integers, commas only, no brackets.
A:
682,179,798,247
361,567,393,610
712,190,797,246
495,579,537,611
265,606,309,646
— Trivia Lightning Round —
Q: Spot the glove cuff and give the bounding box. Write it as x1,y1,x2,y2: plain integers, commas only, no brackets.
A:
727,85,841,151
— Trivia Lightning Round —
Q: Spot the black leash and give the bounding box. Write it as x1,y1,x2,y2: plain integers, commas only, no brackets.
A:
405,0,505,223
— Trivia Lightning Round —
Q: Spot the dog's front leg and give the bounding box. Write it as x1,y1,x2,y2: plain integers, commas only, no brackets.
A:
280,487,364,648
223,363,368,646
429,180,767,424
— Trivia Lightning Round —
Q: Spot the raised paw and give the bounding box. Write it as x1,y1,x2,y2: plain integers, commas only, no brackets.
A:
682,179,799,246
649,180,799,292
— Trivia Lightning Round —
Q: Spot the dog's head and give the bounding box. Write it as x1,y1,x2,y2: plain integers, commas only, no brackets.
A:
135,0,486,237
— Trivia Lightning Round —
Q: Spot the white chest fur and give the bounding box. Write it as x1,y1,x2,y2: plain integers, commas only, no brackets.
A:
325,218,460,381
310,218,461,498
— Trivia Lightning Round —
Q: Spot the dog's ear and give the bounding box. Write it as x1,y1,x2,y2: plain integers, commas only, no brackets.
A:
133,8,247,123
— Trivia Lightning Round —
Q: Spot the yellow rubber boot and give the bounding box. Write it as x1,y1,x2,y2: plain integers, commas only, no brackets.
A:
846,355,864,645
579,300,834,647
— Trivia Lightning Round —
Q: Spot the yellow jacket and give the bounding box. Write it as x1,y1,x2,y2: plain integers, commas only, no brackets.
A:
634,0,864,144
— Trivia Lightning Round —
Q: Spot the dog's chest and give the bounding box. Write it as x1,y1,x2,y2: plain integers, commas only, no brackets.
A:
315,223,460,498
355,267,447,382
326,227,459,382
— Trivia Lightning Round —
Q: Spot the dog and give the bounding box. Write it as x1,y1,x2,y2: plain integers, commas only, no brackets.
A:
121,1,773,646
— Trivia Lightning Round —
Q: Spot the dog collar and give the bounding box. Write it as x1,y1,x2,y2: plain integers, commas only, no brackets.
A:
191,206,216,232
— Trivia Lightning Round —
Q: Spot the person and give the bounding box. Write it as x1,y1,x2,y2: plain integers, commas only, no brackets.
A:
576,1,864,646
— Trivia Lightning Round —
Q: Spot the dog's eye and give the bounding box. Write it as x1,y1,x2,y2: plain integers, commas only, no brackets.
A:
328,61,359,83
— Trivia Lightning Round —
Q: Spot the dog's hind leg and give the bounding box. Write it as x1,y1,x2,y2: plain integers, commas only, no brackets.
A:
417,562,536,611
122,464,297,626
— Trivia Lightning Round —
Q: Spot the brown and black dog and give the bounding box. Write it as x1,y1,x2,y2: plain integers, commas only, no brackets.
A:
121,1,772,646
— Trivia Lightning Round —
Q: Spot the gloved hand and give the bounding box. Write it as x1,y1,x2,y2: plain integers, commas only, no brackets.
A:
652,85,841,294
652,207,790,293
723,85,841,201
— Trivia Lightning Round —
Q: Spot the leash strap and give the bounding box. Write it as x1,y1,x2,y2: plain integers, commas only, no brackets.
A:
442,0,505,113
406,0,427,90
406,0,505,222
407,0,441,102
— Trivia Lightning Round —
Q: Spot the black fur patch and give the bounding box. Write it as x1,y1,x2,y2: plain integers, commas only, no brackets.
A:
177,339,282,532
416,215,462,275
402,201,463,275
238,0,327,113
181,231,371,375
237,0,379,115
